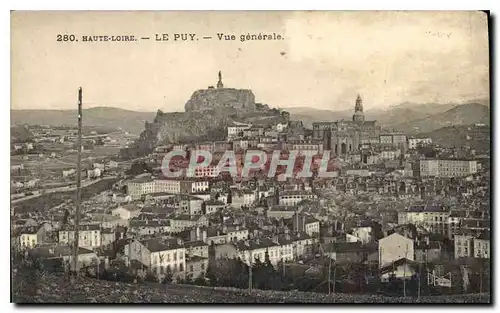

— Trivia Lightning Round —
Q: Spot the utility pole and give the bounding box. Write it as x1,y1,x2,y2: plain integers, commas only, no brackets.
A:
332,262,336,295
72,87,83,275
417,262,421,302
248,252,253,291
282,257,285,279
328,256,332,294
403,243,408,297
479,262,483,299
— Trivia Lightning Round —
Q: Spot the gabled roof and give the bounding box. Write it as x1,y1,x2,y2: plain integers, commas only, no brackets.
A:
140,237,183,252
28,245,95,258
184,240,208,248
235,237,278,251
380,258,418,274
115,203,142,212
60,224,100,232
15,225,41,236
205,199,226,206
407,205,446,213
268,205,299,212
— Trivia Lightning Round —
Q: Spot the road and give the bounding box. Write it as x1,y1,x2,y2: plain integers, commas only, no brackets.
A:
11,176,119,204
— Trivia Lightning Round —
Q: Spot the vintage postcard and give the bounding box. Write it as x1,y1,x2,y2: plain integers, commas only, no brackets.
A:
10,11,491,304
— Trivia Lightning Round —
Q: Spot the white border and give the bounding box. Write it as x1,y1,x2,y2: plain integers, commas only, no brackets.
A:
3,0,498,312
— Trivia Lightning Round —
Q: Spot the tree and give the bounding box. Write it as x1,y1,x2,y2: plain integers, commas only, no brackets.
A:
205,263,219,286
194,272,206,286
127,160,152,175
136,268,147,282
163,265,173,284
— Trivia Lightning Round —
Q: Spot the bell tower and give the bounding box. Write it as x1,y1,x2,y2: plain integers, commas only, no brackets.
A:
352,94,365,122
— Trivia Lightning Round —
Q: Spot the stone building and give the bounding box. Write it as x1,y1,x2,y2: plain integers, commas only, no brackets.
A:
312,95,381,156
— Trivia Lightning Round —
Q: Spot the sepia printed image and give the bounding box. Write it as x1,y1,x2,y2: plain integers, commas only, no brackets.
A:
10,11,491,303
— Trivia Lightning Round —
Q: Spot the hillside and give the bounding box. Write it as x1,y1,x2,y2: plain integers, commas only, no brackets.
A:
284,103,455,129
393,103,490,134
12,268,490,303
420,124,491,154
11,107,156,135
284,101,490,132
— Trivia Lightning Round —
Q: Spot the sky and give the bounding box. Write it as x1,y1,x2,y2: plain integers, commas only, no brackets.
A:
11,11,489,112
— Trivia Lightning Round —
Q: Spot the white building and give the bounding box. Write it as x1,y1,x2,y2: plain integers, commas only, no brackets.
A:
111,203,142,220
186,165,220,178
408,137,432,149
379,149,401,161
15,225,46,250
279,190,317,206
227,123,252,139
418,159,478,177
378,233,414,268
127,176,211,200
398,205,449,236
231,190,257,209
273,122,286,132
58,224,102,249
454,230,490,259
124,238,186,281
351,225,373,244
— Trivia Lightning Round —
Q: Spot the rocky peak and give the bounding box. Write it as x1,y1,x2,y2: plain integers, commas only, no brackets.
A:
184,88,256,112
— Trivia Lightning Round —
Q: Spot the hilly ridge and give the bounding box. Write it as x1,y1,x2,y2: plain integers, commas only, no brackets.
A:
11,107,156,135
391,103,490,133
11,100,490,136
284,101,490,133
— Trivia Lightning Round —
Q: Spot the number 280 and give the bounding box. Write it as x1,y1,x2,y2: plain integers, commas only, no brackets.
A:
56,34,77,42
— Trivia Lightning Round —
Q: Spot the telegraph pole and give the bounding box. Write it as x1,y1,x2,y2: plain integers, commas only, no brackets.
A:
72,87,83,275
417,262,421,302
328,256,332,294
248,252,253,291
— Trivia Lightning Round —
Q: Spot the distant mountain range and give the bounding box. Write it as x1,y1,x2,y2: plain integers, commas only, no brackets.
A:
11,107,157,135
11,99,490,135
284,100,490,133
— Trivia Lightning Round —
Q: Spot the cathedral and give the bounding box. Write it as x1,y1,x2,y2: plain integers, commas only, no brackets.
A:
312,95,381,156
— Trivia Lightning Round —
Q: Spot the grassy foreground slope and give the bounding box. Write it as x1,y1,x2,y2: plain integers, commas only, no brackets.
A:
12,269,490,304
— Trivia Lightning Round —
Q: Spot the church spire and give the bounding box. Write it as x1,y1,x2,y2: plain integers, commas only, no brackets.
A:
217,70,224,89
355,94,363,112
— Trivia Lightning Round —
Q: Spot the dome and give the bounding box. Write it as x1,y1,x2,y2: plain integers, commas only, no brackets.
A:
352,111,365,122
